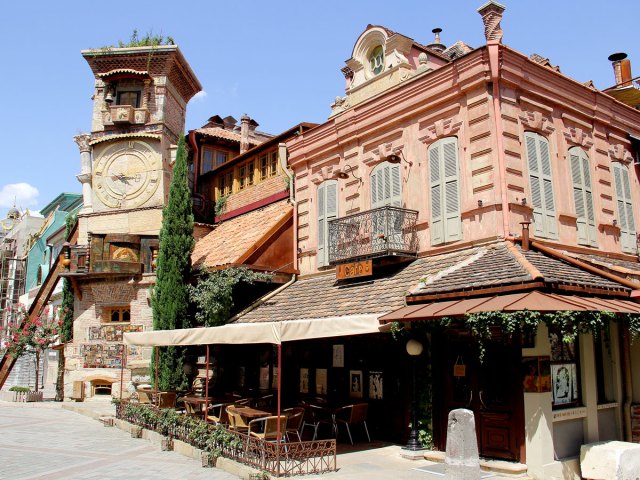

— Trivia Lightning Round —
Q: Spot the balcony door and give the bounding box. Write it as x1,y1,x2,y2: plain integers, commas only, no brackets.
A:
317,180,338,267
371,162,402,251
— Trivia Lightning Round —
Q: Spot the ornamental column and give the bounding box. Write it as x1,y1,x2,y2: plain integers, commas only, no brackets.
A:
74,134,93,213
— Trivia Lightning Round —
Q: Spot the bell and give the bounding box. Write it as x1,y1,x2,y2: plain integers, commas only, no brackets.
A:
105,92,114,103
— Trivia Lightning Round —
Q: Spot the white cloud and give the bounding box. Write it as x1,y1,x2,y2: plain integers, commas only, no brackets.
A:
193,90,208,101
0,183,39,210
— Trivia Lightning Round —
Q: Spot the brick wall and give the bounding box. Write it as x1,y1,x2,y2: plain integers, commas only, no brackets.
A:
225,175,287,213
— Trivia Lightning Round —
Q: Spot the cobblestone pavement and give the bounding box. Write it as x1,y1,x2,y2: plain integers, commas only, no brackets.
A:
0,404,239,480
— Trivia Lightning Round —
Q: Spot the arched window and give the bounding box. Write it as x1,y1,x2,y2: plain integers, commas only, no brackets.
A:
569,147,597,246
317,180,338,267
525,132,557,239
428,137,461,245
612,162,637,253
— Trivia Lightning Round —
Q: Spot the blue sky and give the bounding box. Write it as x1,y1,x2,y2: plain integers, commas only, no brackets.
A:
1,1,638,219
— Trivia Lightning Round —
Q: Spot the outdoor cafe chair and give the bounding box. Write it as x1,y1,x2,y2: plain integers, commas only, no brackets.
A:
334,403,371,445
184,399,205,419
207,402,231,425
226,406,250,433
300,403,333,441
248,415,288,442
283,407,305,442
157,391,177,409
136,388,153,405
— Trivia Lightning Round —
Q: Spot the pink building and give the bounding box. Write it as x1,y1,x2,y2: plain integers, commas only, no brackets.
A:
237,2,640,478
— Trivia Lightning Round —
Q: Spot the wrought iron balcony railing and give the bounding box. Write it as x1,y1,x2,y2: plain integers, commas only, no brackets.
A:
328,206,419,265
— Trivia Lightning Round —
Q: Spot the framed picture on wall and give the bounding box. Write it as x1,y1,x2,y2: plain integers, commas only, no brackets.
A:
349,370,363,398
316,368,327,395
333,345,344,368
551,363,578,406
300,368,309,394
369,371,383,400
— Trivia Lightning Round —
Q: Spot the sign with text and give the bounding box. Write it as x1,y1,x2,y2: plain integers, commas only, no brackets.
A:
336,260,373,280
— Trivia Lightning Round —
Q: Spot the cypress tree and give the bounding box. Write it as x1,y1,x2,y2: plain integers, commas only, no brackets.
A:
151,134,194,391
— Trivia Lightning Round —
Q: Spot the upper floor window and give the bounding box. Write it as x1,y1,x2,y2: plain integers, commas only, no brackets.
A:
105,307,130,323
218,170,233,197
525,132,557,240
569,147,597,247
260,151,279,181
371,161,401,208
239,161,255,190
317,180,338,268
612,162,637,253
116,90,140,108
202,147,230,174
429,137,461,245
369,45,384,76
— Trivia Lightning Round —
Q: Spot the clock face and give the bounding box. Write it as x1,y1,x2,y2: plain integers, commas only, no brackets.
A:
93,140,161,209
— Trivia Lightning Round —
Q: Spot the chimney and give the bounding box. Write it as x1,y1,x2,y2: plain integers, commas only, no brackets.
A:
520,222,531,251
426,28,446,53
608,52,632,87
240,113,250,154
477,1,506,43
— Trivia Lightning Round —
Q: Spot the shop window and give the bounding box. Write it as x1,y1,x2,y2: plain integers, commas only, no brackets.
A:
260,151,279,181
549,332,581,408
105,307,130,323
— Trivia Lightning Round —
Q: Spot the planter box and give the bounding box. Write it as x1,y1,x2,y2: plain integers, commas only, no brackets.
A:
201,451,218,468
0,391,43,402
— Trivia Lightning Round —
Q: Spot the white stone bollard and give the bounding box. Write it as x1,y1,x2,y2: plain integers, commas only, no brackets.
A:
581,441,640,480
445,408,481,480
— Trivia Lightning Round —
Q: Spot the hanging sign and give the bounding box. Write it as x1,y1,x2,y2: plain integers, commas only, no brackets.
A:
336,260,373,280
453,356,466,377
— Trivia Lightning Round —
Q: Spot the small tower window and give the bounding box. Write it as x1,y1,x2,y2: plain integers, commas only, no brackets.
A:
369,45,384,76
116,91,141,108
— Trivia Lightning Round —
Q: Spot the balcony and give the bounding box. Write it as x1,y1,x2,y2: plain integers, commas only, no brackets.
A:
104,106,148,126
328,206,419,265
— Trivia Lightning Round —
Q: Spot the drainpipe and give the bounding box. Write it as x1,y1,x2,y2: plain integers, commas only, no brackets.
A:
478,2,510,239
188,130,199,194
279,142,298,272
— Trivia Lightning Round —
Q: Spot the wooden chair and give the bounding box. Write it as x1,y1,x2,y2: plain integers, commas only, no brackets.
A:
334,403,371,445
136,389,153,405
207,402,231,425
248,415,287,442
157,391,177,409
283,407,305,442
184,400,204,419
226,406,249,433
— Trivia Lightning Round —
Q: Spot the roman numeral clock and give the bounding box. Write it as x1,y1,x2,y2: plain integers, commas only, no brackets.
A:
93,140,161,209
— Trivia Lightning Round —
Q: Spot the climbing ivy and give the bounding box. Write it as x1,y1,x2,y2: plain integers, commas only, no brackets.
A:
189,267,272,327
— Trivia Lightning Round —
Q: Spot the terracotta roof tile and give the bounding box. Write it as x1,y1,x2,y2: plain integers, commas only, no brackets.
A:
192,200,291,268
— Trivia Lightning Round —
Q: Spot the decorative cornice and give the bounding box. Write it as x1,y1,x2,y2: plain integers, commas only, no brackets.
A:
563,126,594,149
519,110,555,135
311,165,339,185
418,116,463,144
364,143,405,167
609,143,633,164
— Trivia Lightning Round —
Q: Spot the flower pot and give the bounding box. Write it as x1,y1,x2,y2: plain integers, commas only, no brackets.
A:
201,452,218,468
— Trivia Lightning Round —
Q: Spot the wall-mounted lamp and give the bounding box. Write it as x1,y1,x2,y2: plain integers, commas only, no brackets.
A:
337,164,362,181
477,199,483,208
613,219,618,227
521,197,527,206
385,151,413,166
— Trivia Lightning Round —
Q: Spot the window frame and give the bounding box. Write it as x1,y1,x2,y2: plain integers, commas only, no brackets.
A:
569,147,597,247
104,307,131,324
317,180,338,268
428,136,462,246
525,131,558,240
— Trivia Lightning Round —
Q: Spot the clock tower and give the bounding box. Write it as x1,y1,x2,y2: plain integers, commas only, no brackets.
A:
60,44,201,401
75,44,201,242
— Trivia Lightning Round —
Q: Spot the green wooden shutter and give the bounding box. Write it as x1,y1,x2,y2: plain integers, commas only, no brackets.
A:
570,148,597,246
371,162,401,208
429,137,461,245
526,132,557,239
613,163,636,253
317,180,338,267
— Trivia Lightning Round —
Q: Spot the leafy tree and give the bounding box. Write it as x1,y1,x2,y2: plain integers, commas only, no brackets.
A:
189,267,271,327
151,135,194,391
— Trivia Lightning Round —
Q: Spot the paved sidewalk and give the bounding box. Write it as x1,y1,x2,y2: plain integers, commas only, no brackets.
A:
0,402,238,480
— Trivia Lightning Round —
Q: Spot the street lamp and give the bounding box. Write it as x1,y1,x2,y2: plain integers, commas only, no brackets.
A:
404,338,424,455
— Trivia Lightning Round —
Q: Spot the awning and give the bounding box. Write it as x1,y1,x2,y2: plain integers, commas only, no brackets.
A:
123,314,383,346
378,291,640,323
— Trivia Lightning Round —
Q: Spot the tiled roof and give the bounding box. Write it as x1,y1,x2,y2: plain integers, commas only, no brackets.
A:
192,200,292,268
196,127,272,146
237,247,485,323
570,252,640,275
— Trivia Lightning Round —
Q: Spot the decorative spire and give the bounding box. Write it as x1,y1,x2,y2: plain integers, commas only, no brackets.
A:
477,1,506,43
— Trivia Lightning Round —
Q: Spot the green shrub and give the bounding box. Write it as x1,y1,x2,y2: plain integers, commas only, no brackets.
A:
9,386,31,392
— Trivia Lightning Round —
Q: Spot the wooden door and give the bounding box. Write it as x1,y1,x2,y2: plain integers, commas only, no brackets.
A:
436,332,524,462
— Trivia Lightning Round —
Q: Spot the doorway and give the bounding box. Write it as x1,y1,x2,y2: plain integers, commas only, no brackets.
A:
434,330,524,462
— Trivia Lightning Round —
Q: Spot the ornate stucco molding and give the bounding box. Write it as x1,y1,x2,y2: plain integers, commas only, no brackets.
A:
364,143,405,167
609,144,633,164
563,127,594,149
310,164,340,185
519,110,555,135
418,116,463,144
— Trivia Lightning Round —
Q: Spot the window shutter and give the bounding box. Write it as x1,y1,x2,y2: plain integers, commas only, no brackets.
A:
526,132,557,239
443,138,461,243
613,163,636,253
371,162,401,208
570,148,597,247
429,144,443,245
317,183,326,267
